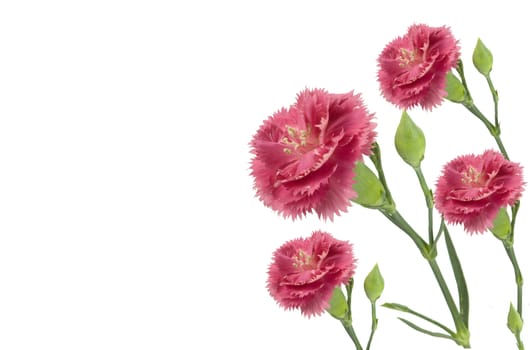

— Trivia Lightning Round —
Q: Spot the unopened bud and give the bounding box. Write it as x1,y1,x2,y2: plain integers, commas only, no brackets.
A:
364,264,384,303
395,111,425,168
473,38,493,76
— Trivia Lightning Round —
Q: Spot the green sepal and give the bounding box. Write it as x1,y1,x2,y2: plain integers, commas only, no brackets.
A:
364,264,384,303
508,303,523,334
490,207,511,240
326,286,348,320
473,38,493,76
352,161,387,208
445,71,466,103
394,110,426,168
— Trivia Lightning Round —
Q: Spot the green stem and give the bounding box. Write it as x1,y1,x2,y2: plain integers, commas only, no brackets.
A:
371,143,426,253
481,74,526,347
504,243,524,317
369,142,395,208
434,220,444,246
414,166,434,245
341,322,363,350
428,259,468,338
379,210,469,346
456,60,509,159
461,61,526,349
341,279,363,350
380,210,428,257
515,331,525,350
510,201,520,243
485,74,499,129
463,102,509,160
463,103,494,132
346,278,354,317
457,59,527,349
456,60,471,96
371,141,469,346
366,302,377,350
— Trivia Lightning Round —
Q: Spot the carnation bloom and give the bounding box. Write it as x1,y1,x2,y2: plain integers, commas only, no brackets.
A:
434,150,524,234
250,88,376,220
267,230,355,317
377,24,460,110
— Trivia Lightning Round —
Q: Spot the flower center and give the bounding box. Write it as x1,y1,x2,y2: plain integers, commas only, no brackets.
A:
281,125,314,154
461,166,485,187
292,249,315,270
398,48,420,67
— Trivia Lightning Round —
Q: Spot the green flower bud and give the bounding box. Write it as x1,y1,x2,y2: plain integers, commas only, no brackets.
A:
364,264,384,303
352,161,387,208
508,303,523,334
473,38,493,76
445,71,466,103
490,207,511,240
394,111,425,168
327,286,348,320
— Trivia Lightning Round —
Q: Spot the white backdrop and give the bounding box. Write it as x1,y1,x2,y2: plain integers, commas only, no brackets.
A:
1,1,529,349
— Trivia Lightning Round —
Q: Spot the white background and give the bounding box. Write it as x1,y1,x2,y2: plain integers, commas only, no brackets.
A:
1,1,529,349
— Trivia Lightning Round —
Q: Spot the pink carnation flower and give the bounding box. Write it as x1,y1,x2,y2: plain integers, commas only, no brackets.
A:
267,230,355,317
377,24,460,110
434,150,524,234
250,88,376,220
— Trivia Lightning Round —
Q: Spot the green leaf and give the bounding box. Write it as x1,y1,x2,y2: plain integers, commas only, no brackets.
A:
352,162,387,208
326,286,348,320
490,207,511,240
364,264,384,302
382,303,454,335
508,303,524,334
394,110,426,168
382,302,411,312
397,318,455,340
473,38,493,76
444,225,469,327
445,71,466,103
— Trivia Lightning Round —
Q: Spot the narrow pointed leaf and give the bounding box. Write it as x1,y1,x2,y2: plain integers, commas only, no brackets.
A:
397,318,455,340
382,303,454,335
382,302,411,313
443,225,469,327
